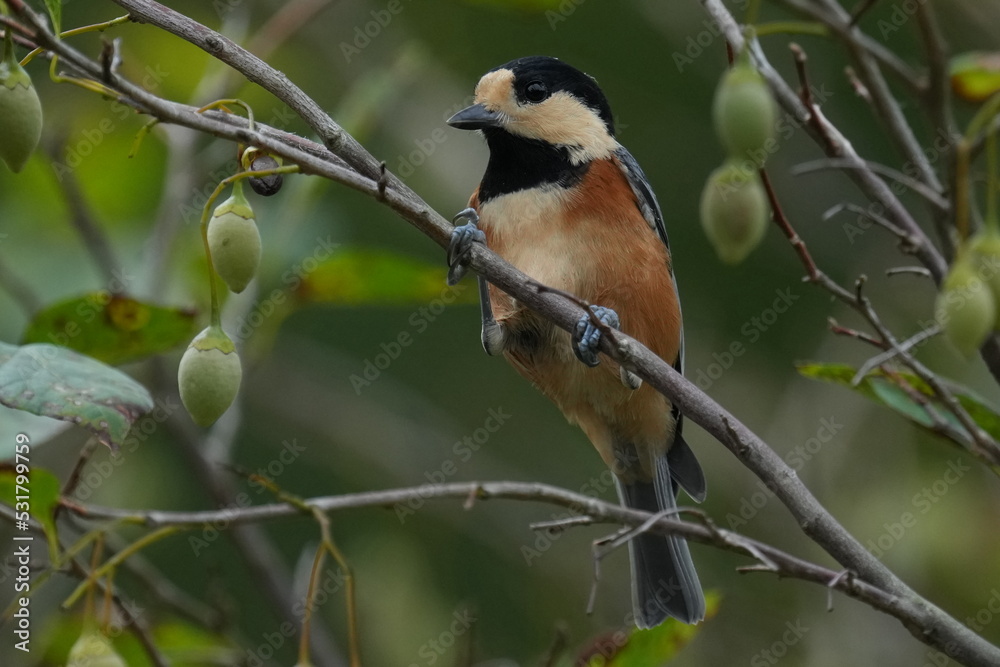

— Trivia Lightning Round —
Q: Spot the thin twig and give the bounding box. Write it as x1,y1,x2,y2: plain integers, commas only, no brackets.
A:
848,0,880,26
851,325,941,385
47,147,122,287
823,202,915,246
793,158,949,212
885,266,933,279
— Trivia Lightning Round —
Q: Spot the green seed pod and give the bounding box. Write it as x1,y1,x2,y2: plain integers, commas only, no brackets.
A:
178,326,242,427
712,52,777,161
969,225,1000,327
248,154,283,197
67,629,127,667
208,181,261,294
935,256,996,357
0,30,43,173
699,159,770,264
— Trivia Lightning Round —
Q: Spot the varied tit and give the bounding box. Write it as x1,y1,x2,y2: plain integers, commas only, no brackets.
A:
445,56,706,626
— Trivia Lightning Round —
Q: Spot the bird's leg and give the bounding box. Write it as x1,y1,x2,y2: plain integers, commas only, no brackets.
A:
447,208,508,356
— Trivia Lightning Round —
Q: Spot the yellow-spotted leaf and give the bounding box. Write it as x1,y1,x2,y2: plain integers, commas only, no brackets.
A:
951,52,1000,103
0,341,154,450
22,293,197,366
295,249,478,305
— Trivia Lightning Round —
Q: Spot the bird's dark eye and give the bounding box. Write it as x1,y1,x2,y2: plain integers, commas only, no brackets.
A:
524,81,549,103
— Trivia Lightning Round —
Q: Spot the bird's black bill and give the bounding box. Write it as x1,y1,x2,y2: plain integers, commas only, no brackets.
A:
447,104,502,130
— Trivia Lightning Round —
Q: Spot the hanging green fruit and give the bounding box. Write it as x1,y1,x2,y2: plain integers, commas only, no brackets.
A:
208,180,261,294
935,254,996,357
969,225,1000,325
712,50,777,162
0,26,42,173
699,159,770,264
178,326,242,426
67,628,127,667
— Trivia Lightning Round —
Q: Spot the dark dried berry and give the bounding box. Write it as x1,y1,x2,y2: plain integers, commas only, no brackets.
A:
248,154,283,196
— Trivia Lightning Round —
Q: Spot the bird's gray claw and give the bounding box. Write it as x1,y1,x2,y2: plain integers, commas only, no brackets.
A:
447,208,484,286
574,305,620,367
620,366,642,390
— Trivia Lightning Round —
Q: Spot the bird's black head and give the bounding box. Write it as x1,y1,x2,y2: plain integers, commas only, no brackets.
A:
447,56,618,164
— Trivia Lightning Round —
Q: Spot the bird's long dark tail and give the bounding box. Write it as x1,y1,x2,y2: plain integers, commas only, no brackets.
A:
615,446,705,627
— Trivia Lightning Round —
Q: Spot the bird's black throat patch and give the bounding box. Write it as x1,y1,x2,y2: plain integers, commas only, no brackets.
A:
478,128,590,203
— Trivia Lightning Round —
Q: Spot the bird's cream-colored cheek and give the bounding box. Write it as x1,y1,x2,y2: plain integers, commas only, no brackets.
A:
508,93,617,160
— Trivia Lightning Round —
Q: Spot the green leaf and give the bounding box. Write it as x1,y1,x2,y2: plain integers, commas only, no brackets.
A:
951,52,1000,103
797,362,1000,442
22,293,197,366
0,465,61,557
0,341,154,450
43,0,61,34
295,248,478,305
153,620,240,664
578,593,719,666
42,615,238,667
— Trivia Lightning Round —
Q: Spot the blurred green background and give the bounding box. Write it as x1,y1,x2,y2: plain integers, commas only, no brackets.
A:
2,0,1000,665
